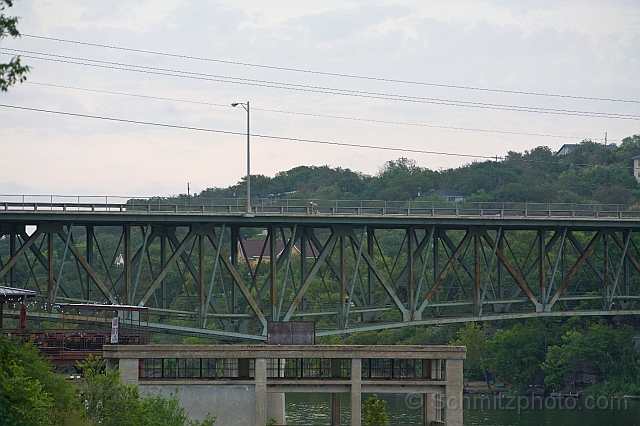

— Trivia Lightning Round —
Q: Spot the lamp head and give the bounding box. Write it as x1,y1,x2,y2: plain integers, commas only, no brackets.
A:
231,102,239,107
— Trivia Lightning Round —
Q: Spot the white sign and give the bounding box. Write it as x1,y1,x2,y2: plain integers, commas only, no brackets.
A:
110,317,119,344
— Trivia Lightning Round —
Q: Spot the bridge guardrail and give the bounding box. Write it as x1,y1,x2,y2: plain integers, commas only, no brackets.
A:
1,195,639,219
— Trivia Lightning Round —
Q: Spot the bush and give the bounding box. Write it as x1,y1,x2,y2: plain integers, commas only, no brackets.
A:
362,394,388,425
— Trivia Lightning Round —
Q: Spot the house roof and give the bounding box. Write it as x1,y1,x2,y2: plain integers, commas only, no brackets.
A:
239,239,318,260
0,286,36,304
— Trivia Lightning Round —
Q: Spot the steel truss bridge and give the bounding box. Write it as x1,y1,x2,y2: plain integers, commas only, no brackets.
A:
1,201,640,341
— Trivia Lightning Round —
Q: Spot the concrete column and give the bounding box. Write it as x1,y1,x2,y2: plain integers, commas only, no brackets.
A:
350,358,361,426
267,394,286,425
255,358,267,426
444,359,463,426
422,394,440,426
267,359,286,424
118,358,139,385
429,358,442,379
331,358,342,425
422,359,440,425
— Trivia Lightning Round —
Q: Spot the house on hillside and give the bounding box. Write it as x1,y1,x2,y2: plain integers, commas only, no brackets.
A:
434,189,464,202
554,143,617,156
553,144,577,156
238,239,318,266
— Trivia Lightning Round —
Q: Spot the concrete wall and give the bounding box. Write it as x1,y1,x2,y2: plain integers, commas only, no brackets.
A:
139,384,255,426
137,384,284,425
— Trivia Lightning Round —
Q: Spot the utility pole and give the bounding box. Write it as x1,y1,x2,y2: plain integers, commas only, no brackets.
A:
187,182,191,204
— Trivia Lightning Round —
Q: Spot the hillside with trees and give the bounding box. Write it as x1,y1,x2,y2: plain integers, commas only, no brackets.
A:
189,136,640,206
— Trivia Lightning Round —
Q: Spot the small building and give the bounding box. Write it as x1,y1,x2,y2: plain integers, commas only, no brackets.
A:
104,344,466,426
554,143,617,157
553,144,577,156
238,239,318,266
435,189,464,202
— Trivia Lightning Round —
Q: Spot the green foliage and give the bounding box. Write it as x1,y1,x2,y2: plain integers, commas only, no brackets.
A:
449,322,489,381
485,319,564,390
362,394,388,425
78,355,216,426
0,334,80,426
0,361,52,426
542,322,640,394
0,0,30,91
141,390,216,426
79,355,144,426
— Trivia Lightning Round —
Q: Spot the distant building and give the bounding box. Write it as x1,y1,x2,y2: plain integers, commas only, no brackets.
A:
435,189,464,202
632,155,640,182
553,144,577,156
238,239,318,266
554,143,617,156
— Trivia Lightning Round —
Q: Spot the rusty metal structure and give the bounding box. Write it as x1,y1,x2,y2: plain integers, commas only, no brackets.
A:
1,199,639,341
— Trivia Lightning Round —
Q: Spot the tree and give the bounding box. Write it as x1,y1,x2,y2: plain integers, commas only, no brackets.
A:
1,0,30,91
485,319,561,389
0,334,80,426
78,355,216,426
79,355,145,426
362,394,388,425
449,322,490,385
542,322,640,395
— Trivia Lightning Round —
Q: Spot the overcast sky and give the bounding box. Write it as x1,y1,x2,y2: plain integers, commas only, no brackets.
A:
1,0,639,197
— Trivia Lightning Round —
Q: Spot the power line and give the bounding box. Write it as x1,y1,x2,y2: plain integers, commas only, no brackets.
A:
3,48,638,120
26,81,612,142
0,103,499,160
1,102,628,170
21,33,640,104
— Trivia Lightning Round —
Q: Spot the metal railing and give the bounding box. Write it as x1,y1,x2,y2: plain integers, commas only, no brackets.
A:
1,194,639,219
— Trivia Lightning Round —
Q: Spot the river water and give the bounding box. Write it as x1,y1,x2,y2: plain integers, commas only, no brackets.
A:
285,393,640,425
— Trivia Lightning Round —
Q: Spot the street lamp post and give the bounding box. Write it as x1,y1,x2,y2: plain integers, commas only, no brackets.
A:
231,101,251,215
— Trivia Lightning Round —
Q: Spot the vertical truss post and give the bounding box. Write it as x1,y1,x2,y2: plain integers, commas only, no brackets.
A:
624,232,630,298
124,224,131,305
87,226,94,300
340,235,346,328
474,234,480,313
539,229,546,309
199,234,205,328
9,231,16,287
408,227,415,316
368,228,374,305
48,231,54,308
362,228,375,322
433,231,440,304
302,228,311,315
161,233,167,311
270,225,277,321
604,233,609,308
231,227,239,314
498,231,504,300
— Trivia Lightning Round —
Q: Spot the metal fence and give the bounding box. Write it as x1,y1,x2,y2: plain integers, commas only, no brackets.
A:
1,194,639,219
